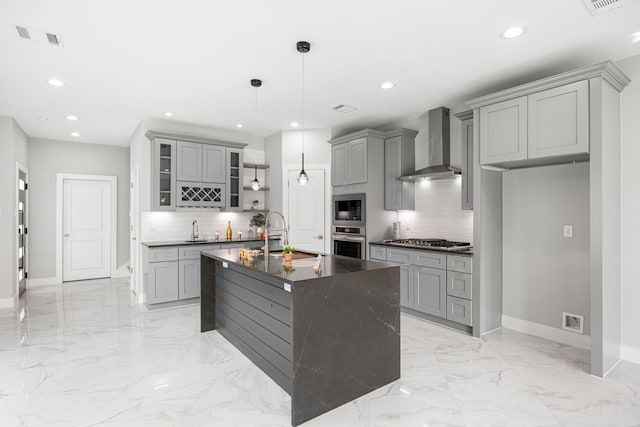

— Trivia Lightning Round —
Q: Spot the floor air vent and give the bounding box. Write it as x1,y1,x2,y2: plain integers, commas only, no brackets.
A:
581,0,640,15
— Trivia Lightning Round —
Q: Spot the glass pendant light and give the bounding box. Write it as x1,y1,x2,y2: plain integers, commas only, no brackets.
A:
250,78,262,190
296,41,310,185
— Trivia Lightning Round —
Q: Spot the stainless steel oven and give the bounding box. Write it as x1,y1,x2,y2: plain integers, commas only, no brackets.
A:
333,193,366,227
332,226,366,259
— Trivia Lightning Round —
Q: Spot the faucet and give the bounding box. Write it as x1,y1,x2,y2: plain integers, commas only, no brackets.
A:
192,220,199,241
264,211,288,253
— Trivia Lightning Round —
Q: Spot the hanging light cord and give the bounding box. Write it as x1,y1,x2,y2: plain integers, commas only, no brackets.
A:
301,48,305,156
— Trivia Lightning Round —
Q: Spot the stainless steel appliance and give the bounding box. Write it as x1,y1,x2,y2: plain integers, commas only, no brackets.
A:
333,193,366,227
382,238,472,252
332,226,366,259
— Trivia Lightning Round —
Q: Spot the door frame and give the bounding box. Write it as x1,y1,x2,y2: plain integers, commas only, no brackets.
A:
283,165,330,254
15,162,29,296
56,174,117,283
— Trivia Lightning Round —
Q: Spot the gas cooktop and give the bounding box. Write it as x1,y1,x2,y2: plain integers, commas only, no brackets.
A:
382,238,472,252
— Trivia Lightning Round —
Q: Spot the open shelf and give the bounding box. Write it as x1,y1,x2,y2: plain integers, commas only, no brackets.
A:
243,209,269,214
244,163,270,169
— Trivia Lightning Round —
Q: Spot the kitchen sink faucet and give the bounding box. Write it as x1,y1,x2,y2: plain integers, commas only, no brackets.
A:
192,220,199,241
265,211,288,253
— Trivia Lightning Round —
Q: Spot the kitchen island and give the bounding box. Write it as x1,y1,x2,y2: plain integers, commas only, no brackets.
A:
200,248,400,426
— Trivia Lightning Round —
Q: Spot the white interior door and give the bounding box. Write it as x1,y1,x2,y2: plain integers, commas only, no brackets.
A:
287,169,325,252
63,179,111,281
130,163,139,295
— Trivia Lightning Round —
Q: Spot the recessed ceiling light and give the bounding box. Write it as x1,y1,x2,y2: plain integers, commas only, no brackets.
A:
48,78,64,87
37,116,48,121
632,31,640,43
501,26,525,39
236,123,243,128
290,122,300,127
379,82,395,89
66,115,78,121
165,112,172,117
71,132,80,137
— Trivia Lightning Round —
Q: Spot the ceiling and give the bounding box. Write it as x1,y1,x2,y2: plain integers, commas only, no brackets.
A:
1,0,639,147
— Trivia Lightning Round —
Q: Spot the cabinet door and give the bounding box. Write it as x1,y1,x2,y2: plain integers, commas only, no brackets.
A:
480,96,527,164
178,259,200,300
413,266,447,318
202,145,226,183
152,139,176,211
348,137,368,184
446,296,472,326
384,136,402,210
332,143,349,186
527,80,589,159
225,148,243,211
461,119,474,210
370,245,387,261
400,264,413,309
147,261,179,304
177,141,203,182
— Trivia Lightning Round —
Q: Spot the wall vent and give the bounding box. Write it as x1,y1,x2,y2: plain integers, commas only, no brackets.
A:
12,24,64,47
332,104,357,114
581,0,640,15
562,312,584,334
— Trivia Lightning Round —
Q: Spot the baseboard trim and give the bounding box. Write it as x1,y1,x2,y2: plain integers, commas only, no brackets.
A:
621,345,640,365
112,263,130,278
28,277,59,287
0,295,17,309
502,315,591,350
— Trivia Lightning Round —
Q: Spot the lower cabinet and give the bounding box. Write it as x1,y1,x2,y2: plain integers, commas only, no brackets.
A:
447,296,472,326
413,266,447,318
178,258,201,300
399,264,413,308
148,261,179,304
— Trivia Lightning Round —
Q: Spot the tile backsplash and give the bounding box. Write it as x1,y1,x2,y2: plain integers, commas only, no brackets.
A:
141,210,267,242
397,177,473,243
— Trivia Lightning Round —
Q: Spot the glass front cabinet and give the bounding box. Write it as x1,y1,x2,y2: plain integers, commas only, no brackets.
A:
152,138,177,211
226,148,243,212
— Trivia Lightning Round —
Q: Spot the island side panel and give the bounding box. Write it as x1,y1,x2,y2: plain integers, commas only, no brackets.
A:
291,266,401,426
201,255,217,332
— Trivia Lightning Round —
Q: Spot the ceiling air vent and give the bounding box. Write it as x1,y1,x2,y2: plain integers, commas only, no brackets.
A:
332,104,357,114
581,0,640,15
46,32,61,46
15,25,31,39
12,24,64,47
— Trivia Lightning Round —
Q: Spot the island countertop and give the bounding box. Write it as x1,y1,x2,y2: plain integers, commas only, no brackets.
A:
141,237,276,247
201,247,396,283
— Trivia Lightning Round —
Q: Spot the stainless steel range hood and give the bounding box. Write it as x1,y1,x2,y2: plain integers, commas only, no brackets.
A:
398,107,461,181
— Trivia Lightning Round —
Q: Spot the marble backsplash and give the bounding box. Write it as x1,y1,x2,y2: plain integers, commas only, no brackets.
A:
397,176,474,243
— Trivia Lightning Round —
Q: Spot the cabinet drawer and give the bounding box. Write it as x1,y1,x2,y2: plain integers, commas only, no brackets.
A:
447,271,472,300
220,242,244,249
148,247,179,262
446,296,472,326
447,255,473,274
387,248,413,265
370,245,387,261
179,245,220,260
414,251,447,269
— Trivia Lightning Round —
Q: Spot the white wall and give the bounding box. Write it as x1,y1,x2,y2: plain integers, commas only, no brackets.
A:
28,138,130,279
502,163,591,337
265,132,283,213
618,54,640,364
0,117,28,303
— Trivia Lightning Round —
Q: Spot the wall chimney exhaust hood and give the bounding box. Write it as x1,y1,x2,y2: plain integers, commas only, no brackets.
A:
398,107,461,181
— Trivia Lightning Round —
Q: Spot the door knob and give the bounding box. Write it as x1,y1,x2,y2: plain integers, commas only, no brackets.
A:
64,233,70,237
314,235,323,240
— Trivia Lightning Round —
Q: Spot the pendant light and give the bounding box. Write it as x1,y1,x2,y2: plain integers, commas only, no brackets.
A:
296,41,310,185
250,78,262,191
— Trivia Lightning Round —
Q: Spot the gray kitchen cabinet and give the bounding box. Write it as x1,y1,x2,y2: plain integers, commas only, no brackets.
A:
446,271,472,300
527,80,589,159
225,148,243,211
448,254,473,274
177,181,225,208
400,264,413,309
446,296,472,326
480,96,528,165
414,251,447,269
151,138,176,211
370,245,387,261
177,141,203,182
413,266,447,318
384,129,417,211
178,258,201,300
387,248,414,265
147,261,179,304
331,143,349,186
203,145,226,183
455,111,474,210
331,137,368,186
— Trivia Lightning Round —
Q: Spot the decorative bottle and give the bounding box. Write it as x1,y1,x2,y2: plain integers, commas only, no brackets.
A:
226,221,232,241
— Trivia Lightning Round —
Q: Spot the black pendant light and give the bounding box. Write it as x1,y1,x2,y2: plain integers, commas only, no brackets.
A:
296,41,310,185
250,78,262,191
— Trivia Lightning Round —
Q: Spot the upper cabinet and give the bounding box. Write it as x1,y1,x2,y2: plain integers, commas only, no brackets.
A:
455,111,474,210
331,143,349,186
146,131,247,211
384,129,417,211
527,80,589,159
475,79,591,168
329,130,386,187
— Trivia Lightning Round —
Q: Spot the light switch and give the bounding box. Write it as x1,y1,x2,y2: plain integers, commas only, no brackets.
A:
563,225,573,238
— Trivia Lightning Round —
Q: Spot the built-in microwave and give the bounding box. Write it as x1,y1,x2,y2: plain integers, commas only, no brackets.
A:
333,193,366,227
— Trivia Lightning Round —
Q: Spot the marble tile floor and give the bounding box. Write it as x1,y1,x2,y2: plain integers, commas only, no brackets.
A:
1,278,639,427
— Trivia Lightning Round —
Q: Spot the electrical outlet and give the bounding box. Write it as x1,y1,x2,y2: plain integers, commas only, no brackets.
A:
563,225,573,238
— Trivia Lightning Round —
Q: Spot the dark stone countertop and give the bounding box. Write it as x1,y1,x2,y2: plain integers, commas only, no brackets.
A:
369,240,474,256
142,237,277,247
201,248,397,283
